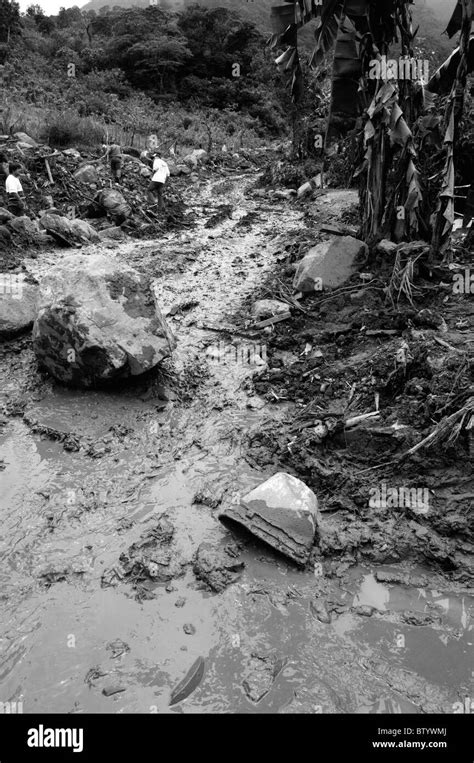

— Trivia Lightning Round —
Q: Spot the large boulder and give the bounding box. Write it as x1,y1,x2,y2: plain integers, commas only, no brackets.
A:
293,236,368,293
69,218,100,243
73,164,99,184
7,216,40,238
192,149,207,162
95,189,131,224
32,254,176,387
0,280,39,339
183,153,198,169
167,161,180,176
39,214,74,243
219,472,319,565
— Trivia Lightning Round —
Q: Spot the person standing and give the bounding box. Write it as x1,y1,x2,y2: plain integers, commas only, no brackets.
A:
101,142,124,182
147,151,170,211
5,163,26,216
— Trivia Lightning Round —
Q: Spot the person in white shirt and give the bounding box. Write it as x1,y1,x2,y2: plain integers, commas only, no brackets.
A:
147,151,170,211
5,164,26,216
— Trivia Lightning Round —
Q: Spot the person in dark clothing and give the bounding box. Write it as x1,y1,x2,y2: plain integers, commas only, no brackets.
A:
101,143,124,182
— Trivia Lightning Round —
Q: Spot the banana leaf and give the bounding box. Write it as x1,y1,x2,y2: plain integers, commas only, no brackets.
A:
446,0,473,38
426,34,474,94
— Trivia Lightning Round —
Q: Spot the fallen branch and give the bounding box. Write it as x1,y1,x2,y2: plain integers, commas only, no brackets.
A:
254,312,291,328
433,336,466,354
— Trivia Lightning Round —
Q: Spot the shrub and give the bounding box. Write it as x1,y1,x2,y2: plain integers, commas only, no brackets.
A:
41,110,104,148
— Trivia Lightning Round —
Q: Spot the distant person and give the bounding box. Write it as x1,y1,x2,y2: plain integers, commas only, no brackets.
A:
0,152,9,178
148,151,170,211
5,163,26,216
101,142,123,182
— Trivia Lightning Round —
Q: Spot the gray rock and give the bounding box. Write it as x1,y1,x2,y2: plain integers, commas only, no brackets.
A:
32,253,176,386
39,213,73,240
69,218,100,242
0,225,12,246
0,207,14,224
297,175,321,198
62,148,81,159
376,239,398,256
219,472,319,565
98,226,125,241
0,282,39,339
251,299,288,320
139,165,152,178
193,539,244,592
7,216,39,238
73,164,99,184
183,153,198,169
293,236,368,293
13,132,37,147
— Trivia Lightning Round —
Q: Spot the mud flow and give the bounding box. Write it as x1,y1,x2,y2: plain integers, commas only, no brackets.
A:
1,173,473,714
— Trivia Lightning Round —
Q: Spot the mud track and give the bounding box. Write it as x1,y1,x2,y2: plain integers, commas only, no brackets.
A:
0,170,472,713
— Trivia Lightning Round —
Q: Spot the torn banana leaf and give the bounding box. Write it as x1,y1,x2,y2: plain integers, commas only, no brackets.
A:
169,656,205,706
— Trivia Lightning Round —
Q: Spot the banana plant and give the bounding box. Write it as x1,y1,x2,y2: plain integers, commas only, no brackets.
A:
269,0,471,251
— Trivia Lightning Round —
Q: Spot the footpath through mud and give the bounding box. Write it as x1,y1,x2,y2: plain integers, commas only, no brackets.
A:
0,169,472,713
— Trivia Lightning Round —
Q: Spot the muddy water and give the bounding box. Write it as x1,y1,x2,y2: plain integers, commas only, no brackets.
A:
0,174,473,714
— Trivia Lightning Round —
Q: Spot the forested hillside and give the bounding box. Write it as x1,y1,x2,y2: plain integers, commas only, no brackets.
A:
0,1,289,151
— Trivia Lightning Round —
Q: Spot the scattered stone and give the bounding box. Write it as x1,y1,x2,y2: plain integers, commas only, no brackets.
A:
297,175,321,198
193,538,244,592
106,639,130,659
402,610,440,626
8,215,39,238
0,225,11,246
98,226,125,241
219,472,319,565
293,236,368,293
0,282,39,339
69,218,100,243
310,598,332,623
183,153,198,169
62,148,81,159
74,164,99,184
251,299,288,320
175,597,186,608
183,623,196,635
242,654,287,704
376,239,398,256
33,253,176,386
352,605,377,617
139,165,152,178
0,207,14,224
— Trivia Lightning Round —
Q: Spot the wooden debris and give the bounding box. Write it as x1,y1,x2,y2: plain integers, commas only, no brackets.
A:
254,311,291,328
345,411,380,428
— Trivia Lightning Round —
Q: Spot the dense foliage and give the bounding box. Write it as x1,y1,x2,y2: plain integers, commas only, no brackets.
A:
1,3,289,148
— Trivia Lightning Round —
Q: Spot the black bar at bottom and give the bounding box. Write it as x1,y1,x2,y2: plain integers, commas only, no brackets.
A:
0,713,472,761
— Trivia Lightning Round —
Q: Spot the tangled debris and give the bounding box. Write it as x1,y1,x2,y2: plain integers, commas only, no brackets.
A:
0,133,194,252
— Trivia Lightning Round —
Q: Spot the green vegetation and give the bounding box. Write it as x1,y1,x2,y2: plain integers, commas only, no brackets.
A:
0,1,288,150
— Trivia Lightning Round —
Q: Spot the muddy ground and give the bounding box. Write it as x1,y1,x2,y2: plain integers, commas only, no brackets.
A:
0,162,473,714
